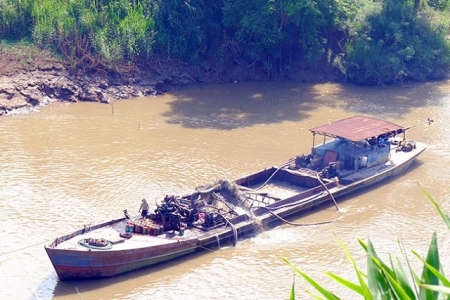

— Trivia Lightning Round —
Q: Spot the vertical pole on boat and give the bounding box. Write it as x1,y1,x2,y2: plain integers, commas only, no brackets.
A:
312,133,316,154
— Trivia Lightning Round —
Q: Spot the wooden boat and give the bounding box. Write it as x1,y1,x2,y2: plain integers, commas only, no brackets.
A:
45,115,432,280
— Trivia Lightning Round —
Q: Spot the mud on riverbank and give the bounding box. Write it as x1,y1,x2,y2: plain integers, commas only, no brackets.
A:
0,45,340,116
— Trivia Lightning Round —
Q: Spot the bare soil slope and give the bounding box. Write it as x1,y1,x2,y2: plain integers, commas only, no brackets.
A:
0,44,340,116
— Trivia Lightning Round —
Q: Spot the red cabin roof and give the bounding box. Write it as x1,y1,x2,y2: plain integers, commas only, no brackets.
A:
309,115,404,142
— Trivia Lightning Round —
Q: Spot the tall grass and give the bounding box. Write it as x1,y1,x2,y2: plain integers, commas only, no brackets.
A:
30,0,155,69
0,0,33,38
284,186,450,299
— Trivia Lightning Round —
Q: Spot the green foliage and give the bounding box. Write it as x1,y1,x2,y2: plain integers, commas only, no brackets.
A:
428,0,450,11
281,0,339,61
0,0,449,82
342,0,450,84
222,0,283,62
29,0,155,68
222,0,341,76
0,0,33,38
152,0,224,64
284,186,450,299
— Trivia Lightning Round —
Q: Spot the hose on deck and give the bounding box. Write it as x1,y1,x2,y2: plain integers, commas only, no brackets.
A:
258,205,341,226
246,157,296,191
315,172,340,212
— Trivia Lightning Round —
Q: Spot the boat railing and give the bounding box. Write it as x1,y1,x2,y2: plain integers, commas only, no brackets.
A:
47,217,126,248
241,191,279,209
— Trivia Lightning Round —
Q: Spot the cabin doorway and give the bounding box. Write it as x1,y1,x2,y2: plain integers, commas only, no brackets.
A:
358,155,368,168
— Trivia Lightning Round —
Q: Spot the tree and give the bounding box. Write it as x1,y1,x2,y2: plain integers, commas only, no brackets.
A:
342,0,450,84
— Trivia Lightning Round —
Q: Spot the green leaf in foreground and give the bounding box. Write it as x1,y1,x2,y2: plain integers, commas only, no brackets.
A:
325,272,363,295
418,232,440,300
284,188,450,299
335,235,371,298
420,185,450,230
390,256,416,299
412,250,450,287
282,257,340,300
365,239,391,298
418,284,450,295
290,277,295,300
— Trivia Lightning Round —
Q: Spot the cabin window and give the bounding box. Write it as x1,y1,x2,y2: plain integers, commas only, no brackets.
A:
358,155,368,168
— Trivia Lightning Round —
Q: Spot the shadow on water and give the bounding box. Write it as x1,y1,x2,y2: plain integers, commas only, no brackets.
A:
162,82,316,130
161,80,446,130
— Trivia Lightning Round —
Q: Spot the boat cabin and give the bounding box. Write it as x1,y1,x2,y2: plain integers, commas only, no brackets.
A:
308,116,405,172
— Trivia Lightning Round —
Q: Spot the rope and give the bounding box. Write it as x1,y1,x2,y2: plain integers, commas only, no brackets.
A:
315,172,340,212
216,211,238,247
248,158,296,191
169,234,217,252
0,240,54,257
228,221,238,247
258,205,340,226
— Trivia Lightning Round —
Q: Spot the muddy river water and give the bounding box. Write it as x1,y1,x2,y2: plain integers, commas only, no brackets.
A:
1,80,450,300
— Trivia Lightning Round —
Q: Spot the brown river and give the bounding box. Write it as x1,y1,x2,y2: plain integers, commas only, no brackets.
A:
1,80,450,300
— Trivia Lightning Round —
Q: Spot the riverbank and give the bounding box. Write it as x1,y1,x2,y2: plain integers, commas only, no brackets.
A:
0,43,340,116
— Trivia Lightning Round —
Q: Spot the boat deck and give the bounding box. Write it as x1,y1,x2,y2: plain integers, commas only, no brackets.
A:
339,141,426,184
54,219,203,251
244,180,309,203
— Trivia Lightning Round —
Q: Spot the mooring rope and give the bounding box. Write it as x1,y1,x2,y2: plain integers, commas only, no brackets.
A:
0,240,55,257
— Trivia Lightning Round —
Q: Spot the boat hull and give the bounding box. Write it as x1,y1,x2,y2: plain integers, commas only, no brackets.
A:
45,238,199,280
44,116,431,280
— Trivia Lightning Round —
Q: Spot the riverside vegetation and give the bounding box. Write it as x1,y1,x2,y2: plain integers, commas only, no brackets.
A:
1,0,450,115
1,0,450,85
284,186,450,299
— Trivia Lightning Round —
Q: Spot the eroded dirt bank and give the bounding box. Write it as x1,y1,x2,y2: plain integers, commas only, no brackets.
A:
0,48,340,116
0,57,197,116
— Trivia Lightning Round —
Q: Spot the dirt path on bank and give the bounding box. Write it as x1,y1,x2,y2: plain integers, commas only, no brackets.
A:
0,45,339,116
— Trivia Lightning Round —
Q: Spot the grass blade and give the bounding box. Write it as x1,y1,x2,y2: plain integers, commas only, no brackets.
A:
412,250,450,286
419,284,450,295
325,272,363,295
419,185,450,230
365,240,391,299
359,238,396,280
290,278,295,300
390,256,416,299
398,240,421,298
418,232,440,300
335,235,371,299
283,257,340,300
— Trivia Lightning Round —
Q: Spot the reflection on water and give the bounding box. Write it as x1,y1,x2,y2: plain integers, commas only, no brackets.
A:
1,80,450,299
